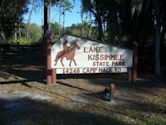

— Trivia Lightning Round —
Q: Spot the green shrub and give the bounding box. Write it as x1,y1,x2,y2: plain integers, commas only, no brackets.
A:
7,38,32,45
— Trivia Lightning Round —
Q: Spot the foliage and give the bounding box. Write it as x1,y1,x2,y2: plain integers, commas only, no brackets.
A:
50,21,62,42
66,23,82,35
58,0,73,12
50,22,62,35
0,0,29,39
80,0,104,40
63,22,98,39
7,38,32,45
27,23,42,43
50,0,73,10
0,23,42,45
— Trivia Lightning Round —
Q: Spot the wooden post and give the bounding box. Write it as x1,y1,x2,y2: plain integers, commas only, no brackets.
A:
128,67,132,82
110,84,116,101
44,0,57,85
51,69,56,84
46,33,52,85
133,41,138,82
46,33,57,85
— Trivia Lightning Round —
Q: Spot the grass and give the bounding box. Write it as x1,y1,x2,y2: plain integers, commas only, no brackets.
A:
0,51,165,125
0,78,166,125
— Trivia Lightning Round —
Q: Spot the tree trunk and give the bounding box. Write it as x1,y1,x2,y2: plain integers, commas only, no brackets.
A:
160,16,165,51
58,4,62,36
160,23,165,69
96,0,103,41
18,25,21,39
48,2,51,31
62,9,65,34
89,3,103,40
0,31,6,40
96,16,103,41
154,26,161,76
44,0,48,35
26,0,34,39
81,14,84,36
154,0,161,77
14,31,17,40
14,22,17,39
117,26,122,46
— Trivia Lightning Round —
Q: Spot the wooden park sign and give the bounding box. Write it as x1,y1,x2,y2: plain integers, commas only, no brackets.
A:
51,34,134,75
45,34,137,84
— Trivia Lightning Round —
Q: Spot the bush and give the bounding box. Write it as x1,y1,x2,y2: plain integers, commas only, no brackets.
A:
7,38,33,45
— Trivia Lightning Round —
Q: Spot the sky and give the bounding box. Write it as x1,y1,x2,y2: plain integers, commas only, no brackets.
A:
23,0,82,27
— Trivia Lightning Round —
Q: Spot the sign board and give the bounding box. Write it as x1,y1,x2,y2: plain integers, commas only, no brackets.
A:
51,34,133,74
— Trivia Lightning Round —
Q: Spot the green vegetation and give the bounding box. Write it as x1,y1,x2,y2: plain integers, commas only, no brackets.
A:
27,23,42,43
8,38,32,45
0,0,28,39
0,23,42,45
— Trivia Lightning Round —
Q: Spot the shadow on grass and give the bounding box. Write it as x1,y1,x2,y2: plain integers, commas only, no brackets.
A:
57,73,128,81
0,69,45,85
0,49,44,66
0,51,46,84
6,69,45,84
118,98,166,115
57,81,93,92
0,97,128,125
84,76,166,93
0,79,45,86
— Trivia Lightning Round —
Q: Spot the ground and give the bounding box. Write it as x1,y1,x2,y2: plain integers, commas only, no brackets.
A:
0,51,166,125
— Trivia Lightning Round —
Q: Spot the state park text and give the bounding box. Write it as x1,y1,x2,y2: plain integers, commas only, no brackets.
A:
83,46,125,67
